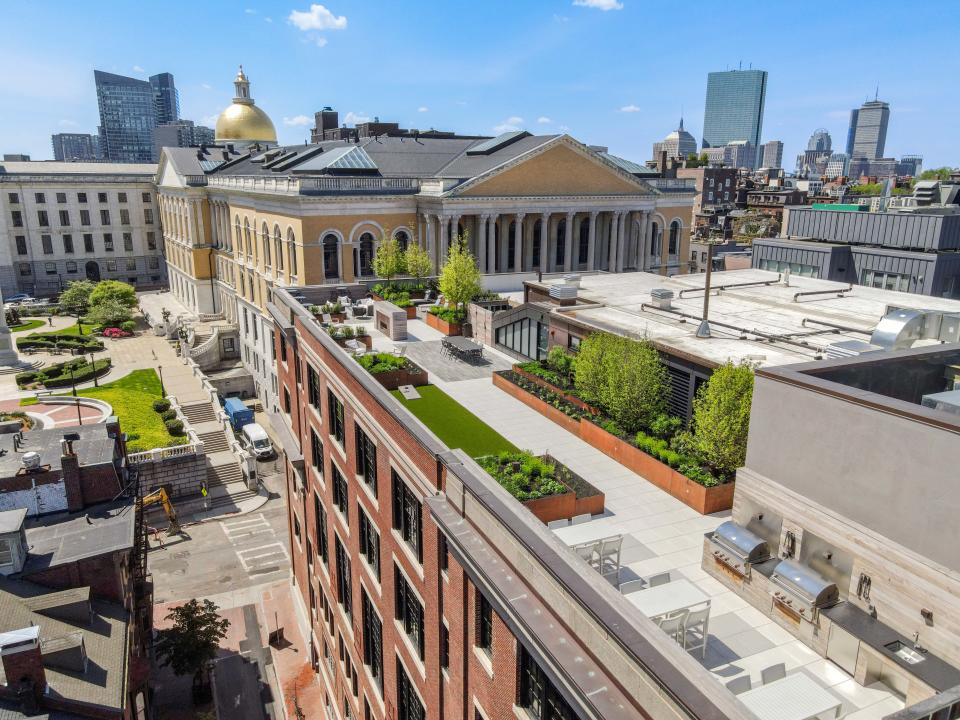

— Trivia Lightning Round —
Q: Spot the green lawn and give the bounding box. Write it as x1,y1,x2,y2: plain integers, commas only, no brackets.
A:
32,321,94,337
9,319,45,333
391,385,518,458
55,369,186,452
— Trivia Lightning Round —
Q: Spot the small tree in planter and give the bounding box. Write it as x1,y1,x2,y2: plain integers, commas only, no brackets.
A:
574,332,613,405
404,242,433,285
691,361,754,479
438,236,480,315
599,335,668,433
372,230,406,283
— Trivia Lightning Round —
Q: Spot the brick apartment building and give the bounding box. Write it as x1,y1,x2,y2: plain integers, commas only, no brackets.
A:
268,288,747,720
0,421,150,720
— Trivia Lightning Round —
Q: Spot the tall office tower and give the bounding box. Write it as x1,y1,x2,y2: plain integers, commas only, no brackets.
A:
845,109,859,156
702,68,767,166
149,73,180,125
851,98,890,160
151,120,215,160
95,70,158,162
807,129,832,153
51,133,98,161
761,140,784,169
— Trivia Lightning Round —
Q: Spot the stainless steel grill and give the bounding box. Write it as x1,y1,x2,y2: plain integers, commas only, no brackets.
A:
770,559,839,620
708,521,770,577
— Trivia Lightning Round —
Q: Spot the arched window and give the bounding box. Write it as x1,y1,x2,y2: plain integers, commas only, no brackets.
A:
273,225,284,272
261,223,271,267
243,219,251,259
578,217,589,265
323,234,339,279
650,222,661,256
393,229,409,252
357,232,375,277
287,228,298,277
668,221,680,255
555,219,566,267
234,216,241,254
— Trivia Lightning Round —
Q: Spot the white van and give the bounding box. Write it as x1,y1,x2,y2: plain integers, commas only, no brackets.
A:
241,422,274,459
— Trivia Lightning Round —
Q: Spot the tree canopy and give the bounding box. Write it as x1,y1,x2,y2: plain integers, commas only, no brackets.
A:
58,280,96,313
89,280,137,309
372,231,406,281
919,167,955,181
404,242,433,282
85,298,133,327
438,236,480,309
155,599,230,685
691,361,754,477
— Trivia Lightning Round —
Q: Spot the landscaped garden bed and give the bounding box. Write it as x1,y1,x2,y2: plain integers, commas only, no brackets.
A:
310,302,347,323
16,357,112,389
354,353,428,391
327,324,372,350
371,282,428,320
490,339,753,515
476,451,605,523
17,328,104,354
426,306,464,335
0,412,35,431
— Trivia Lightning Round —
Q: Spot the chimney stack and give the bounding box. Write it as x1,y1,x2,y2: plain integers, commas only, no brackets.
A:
0,627,47,710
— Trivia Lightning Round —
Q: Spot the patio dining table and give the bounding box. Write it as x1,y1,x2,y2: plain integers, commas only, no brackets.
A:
442,336,483,359
737,672,842,720
625,578,711,621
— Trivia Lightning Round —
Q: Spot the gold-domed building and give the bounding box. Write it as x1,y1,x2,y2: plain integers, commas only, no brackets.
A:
214,66,277,145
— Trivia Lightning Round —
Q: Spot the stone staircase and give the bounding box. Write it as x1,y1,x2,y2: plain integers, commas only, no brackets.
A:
197,429,230,454
181,401,218,425
206,456,245,488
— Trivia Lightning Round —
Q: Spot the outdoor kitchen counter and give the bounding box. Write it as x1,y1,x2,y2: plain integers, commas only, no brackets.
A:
822,602,960,692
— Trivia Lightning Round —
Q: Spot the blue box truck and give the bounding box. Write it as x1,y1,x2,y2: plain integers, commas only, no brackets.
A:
224,397,254,431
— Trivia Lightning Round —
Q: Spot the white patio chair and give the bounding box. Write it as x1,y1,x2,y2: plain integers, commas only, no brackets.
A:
725,676,752,695
392,344,407,358
761,663,786,685
681,606,711,658
546,519,569,529
598,535,623,578
648,572,672,587
570,513,592,525
322,313,333,324
657,609,688,643
573,541,599,568
618,579,646,595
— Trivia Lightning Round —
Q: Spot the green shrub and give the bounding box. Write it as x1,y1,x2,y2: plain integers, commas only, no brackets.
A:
160,409,177,421
650,414,682,440
164,419,185,435
126,433,140,442
546,345,575,377
15,371,38,384
477,451,572,501
120,320,136,333
153,399,171,412
669,430,697,456
429,305,465,323
691,361,754,479
355,353,409,375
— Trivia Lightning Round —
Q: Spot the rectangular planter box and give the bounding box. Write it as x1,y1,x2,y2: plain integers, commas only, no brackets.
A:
372,294,418,320
425,311,463,336
367,366,429,392
493,371,733,515
333,334,373,350
523,491,576,524
511,365,597,414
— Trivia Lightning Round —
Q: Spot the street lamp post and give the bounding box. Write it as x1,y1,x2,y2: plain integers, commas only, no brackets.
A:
90,352,99,387
69,364,82,425
158,366,166,398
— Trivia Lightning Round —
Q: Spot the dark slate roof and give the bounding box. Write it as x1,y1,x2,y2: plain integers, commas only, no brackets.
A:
0,425,117,477
23,500,136,571
162,145,244,176
437,134,559,178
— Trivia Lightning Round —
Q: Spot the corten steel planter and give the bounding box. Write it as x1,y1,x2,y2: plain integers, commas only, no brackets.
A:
366,364,429,391
510,364,597,414
492,371,733,515
425,312,463,336
371,294,417,319
333,334,373,350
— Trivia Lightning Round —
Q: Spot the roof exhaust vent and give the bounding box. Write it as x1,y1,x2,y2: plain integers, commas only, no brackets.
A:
650,288,674,310
22,452,41,471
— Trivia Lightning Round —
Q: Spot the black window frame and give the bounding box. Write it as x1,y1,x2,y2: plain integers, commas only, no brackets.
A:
355,424,377,496
313,491,328,564
328,389,345,444
394,565,425,661
477,590,493,652
357,507,380,581
396,658,425,720
361,589,383,696
307,364,321,410
518,646,579,720
335,535,352,619
310,428,324,476
391,470,422,562
331,463,348,521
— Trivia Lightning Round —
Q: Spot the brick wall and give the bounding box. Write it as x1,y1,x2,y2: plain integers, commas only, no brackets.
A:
135,453,207,498
24,549,126,603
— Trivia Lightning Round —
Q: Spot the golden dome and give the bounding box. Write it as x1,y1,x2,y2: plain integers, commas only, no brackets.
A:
215,66,277,144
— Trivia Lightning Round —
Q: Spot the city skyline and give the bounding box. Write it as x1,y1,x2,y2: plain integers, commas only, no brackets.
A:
2,0,958,166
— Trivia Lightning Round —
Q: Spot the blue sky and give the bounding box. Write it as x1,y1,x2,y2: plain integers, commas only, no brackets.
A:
3,0,958,167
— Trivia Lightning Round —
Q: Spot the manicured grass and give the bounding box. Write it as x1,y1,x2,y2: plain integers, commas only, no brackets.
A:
32,321,93,337
391,385,518,458
56,369,187,452
9,319,45,333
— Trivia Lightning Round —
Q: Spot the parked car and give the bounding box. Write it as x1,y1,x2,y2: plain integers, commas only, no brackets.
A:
3,294,33,306
241,423,274,459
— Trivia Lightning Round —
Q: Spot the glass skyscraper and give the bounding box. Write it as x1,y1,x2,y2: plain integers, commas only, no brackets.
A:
850,99,890,160
701,69,767,164
95,70,177,163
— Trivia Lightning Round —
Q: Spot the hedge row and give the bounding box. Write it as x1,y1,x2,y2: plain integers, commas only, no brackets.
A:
16,334,104,352
16,358,112,388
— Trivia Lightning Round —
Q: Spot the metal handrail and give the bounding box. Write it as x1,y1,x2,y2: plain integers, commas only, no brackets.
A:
793,284,853,302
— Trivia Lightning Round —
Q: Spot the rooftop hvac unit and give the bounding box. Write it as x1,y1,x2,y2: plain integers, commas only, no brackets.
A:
824,340,883,359
921,389,960,417
650,288,674,310
549,284,577,301
21,451,41,471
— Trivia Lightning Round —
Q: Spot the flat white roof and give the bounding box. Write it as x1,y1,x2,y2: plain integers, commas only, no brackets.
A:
0,161,157,175
543,269,960,368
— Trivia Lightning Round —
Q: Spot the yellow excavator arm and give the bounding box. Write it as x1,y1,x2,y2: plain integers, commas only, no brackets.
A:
141,488,182,534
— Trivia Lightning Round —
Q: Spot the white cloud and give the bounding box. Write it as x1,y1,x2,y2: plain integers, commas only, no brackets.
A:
344,111,370,124
132,65,145,73
313,36,328,47
264,16,273,22
417,106,429,113
573,0,623,9
288,4,347,30
201,83,212,90
283,115,312,127
245,7,257,13
493,116,524,133
58,119,78,127
553,14,570,22
537,116,552,124
620,104,641,113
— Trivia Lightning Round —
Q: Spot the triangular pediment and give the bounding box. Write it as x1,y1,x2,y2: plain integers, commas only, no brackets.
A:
156,155,185,189
452,137,654,198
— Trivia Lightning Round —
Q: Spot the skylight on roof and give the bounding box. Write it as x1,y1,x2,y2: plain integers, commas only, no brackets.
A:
466,131,531,155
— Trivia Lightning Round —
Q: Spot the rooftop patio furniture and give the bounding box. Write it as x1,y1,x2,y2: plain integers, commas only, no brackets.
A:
322,313,333,325
648,572,672,588
345,339,365,356
410,290,435,307
442,336,484,361
573,541,599,569
391,344,407,358
618,579,646,595
626,578,710,625
598,535,623,579
547,519,570,529
657,609,688,643
552,522,609,546
726,676,752,695
570,513,592,525
737,672,842,720
681,606,711,658
761,663,787,686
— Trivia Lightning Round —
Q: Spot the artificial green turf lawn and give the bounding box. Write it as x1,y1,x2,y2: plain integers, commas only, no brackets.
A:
391,385,518,458
9,319,45,332
56,369,186,452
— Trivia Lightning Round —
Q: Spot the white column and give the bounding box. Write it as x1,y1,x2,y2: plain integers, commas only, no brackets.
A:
609,211,621,272
524,215,535,270
616,212,628,272
563,212,574,272
477,214,488,272
586,211,598,271
425,213,435,262
539,212,550,272
450,214,461,245
487,213,497,274
639,211,651,271
514,213,525,272
439,215,449,268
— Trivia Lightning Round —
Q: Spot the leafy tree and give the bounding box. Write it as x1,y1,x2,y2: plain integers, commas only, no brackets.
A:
438,236,480,310
849,183,883,196
86,298,133,327
919,167,955,181
59,280,96,315
89,280,137,309
699,152,710,165
372,230,406,281
574,332,612,405
598,335,668,433
691,361,754,478
155,599,230,693
404,243,433,283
